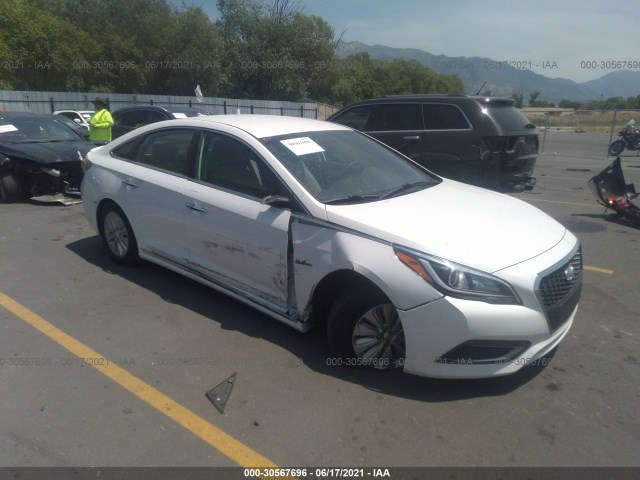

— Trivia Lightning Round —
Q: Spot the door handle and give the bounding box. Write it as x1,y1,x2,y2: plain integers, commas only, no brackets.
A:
402,135,420,141
185,201,208,213
122,178,139,188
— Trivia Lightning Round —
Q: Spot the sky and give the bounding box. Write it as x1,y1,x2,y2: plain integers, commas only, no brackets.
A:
179,0,639,83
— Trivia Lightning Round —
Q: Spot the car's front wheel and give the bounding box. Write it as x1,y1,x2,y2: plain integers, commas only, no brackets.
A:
99,203,139,265
0,172,25,203
327,288,406,370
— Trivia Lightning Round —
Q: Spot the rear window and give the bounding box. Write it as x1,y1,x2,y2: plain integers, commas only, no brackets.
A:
484,106,535,131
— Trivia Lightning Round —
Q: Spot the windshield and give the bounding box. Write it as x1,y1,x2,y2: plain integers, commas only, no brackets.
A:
261,130,439,203
0,115,81,144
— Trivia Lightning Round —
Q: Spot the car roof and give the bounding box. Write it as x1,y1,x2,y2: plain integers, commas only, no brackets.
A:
0,111,45,117
347,94,515,106
54,110,94,113
113,105,203,114
190,114,350,138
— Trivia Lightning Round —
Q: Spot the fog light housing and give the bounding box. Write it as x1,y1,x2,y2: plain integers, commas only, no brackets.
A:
436,340,531,365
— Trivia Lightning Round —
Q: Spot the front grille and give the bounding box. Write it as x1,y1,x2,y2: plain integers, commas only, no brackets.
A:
537,247,583,331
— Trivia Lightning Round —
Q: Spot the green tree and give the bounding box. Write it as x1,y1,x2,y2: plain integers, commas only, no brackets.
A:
511,92,524,108
0,0,100,91
216,0,334,100
528,90,541,107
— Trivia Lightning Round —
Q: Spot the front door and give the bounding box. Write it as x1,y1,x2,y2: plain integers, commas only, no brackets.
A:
183,131,291,309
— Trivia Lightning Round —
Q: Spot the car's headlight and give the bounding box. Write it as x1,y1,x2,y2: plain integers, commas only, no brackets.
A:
394,247,521,305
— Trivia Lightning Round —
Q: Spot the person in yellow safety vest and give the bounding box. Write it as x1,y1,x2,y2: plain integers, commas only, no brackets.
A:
89,97,113,145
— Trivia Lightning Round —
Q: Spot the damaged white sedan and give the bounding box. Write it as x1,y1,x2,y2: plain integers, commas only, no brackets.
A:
81,115,581,378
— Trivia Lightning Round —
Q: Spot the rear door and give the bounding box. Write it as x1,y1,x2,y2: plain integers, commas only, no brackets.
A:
109,127,198,264
419,103,478,181
366,103,424,161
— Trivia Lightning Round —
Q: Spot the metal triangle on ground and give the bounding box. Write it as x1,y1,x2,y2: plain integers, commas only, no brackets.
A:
205,372,237,414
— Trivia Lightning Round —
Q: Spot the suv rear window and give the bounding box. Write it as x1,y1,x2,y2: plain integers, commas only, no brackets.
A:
484,106,534,131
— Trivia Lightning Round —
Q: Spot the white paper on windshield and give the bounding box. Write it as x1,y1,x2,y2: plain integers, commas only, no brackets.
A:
280,137,325,156
172,113,188,118
0,124,19,133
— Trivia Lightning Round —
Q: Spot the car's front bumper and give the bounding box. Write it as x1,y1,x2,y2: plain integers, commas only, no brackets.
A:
399,234,580,379
399,298,575,378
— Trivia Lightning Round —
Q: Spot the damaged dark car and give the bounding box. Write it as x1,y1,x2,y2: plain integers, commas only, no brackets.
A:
0,112,94,202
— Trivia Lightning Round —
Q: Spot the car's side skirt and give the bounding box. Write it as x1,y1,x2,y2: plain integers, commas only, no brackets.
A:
139,247,310,333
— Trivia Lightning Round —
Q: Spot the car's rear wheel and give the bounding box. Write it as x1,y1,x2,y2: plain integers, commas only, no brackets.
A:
0,172,25,203
327,288,406,370
99,203,139,265
609,140,625,156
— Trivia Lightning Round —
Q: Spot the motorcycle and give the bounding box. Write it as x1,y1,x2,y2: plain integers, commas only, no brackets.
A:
608,119,640,156
588,157,640,225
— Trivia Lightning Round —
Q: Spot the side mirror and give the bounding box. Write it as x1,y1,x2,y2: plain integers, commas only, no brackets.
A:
261,195,290,208
73,118,81,124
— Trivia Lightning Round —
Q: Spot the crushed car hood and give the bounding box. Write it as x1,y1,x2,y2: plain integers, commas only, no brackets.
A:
324,179,567,273
0,141,92,165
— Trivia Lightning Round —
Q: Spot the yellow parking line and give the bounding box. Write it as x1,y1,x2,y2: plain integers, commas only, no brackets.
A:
584,265,614,274
0,291,286,472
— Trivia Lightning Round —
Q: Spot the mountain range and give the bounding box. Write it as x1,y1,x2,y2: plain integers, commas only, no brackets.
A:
336,41,640,104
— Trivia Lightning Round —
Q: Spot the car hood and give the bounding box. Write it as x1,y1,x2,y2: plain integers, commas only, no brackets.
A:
324,179,567,273
0,141,93,165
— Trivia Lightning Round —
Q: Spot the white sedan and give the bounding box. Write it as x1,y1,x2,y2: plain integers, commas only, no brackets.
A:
81,115,582,378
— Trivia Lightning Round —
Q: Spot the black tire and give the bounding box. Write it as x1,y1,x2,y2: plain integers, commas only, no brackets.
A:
0,172,25,203
98,203,139,265
609,140,625,156
327,287,406,370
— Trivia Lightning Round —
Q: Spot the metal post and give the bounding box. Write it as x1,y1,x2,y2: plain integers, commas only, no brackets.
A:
541,113,548,153
608,110,618,157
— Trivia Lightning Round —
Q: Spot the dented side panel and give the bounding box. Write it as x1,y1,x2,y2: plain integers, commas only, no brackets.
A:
182,182,291,307
290,217,443,315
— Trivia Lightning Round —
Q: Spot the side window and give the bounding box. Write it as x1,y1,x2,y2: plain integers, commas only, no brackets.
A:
116,129,195,175
423,104,470,130
368,104,423,131
148,111,169,124
115,110,148,128
196,132,283,199
331,106,373,131
111,137,144,160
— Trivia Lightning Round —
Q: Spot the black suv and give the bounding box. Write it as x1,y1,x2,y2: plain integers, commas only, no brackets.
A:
327,95,538,192
111,105,208,139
